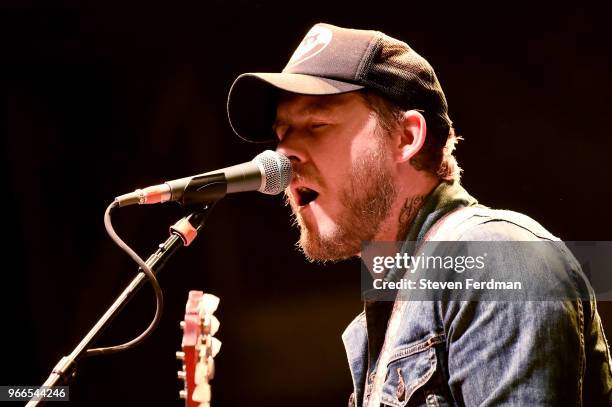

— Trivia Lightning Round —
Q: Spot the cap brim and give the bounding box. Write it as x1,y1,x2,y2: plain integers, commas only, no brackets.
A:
227,73,363,143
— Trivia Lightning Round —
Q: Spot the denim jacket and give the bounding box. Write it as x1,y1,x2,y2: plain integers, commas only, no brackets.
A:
342,181,612,406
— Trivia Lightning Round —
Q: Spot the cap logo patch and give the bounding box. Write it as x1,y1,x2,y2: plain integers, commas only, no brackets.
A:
286,25,332,69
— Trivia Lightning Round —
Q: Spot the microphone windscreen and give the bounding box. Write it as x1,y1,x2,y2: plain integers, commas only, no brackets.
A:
254,150,293,195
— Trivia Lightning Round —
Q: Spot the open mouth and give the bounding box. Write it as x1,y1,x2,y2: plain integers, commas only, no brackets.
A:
295,187,319,207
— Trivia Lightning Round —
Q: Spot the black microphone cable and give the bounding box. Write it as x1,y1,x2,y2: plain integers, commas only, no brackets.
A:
85,200,163,356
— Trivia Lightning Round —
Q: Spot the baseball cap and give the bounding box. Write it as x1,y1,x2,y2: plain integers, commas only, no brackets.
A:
227,23,451,143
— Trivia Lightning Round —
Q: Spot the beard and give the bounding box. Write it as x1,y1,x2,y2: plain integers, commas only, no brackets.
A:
286,141,397,262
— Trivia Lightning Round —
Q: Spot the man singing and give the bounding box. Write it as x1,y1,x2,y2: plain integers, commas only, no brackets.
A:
226,23,612,406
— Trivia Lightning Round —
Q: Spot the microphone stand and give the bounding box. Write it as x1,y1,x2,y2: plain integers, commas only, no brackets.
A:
27,204,214,407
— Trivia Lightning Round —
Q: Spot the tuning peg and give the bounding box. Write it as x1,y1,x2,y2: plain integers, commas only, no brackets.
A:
179,321,186,330
179,390,187,399
211,337,222,357
210,315,220,336
176,351,185,361
192,382,211,403
194,361,208,385
199,294,220,315
177,370,186,380
206,356,216,380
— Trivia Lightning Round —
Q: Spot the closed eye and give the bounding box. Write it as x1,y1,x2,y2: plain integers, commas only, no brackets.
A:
311,123,328,129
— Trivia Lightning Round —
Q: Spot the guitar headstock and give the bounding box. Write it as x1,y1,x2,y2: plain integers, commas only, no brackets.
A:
177,290,221,407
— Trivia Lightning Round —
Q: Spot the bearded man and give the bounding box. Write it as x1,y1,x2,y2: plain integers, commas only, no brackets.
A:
226,23,612,406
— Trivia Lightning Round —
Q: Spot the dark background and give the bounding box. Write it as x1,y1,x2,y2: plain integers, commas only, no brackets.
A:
2,1,611,406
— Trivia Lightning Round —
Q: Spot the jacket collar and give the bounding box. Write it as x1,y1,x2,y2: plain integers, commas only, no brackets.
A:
341,180,477,406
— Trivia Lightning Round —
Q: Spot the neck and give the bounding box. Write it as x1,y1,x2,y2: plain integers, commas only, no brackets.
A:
374,173,439,242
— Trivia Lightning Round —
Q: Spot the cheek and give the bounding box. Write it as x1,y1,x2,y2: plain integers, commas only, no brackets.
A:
309,140,352,187
310,116,383,191
349,118,384,157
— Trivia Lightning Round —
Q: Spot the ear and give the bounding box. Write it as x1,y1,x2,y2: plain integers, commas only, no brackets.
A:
394,110,427,163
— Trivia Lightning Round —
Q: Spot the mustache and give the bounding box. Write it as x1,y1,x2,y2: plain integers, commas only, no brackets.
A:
290,164,325,188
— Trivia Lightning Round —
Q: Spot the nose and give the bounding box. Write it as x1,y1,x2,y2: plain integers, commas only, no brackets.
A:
276,130,307,165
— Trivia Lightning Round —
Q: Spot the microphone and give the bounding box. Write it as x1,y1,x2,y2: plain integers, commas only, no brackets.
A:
115,150,292,207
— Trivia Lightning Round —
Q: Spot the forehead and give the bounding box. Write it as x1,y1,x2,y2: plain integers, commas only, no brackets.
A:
275,91,367,120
